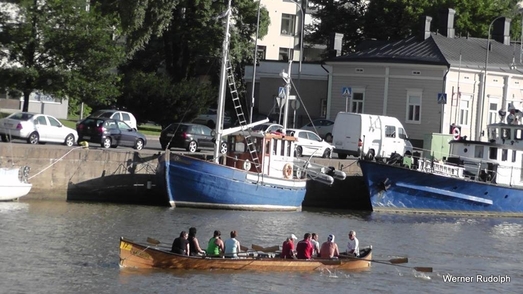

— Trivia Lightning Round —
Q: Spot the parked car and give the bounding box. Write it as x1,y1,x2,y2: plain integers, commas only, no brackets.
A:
0,112,77,146
251,123,283,134
159,123,227,153
88,109,138,130
286,128,334,158
192,108,232,129
300,119,335,142
76,117,146,150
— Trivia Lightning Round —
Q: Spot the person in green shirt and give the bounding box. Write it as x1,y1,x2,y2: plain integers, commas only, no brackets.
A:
206,230,224,257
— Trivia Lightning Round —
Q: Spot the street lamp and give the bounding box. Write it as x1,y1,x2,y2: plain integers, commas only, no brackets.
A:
478,16,505,140
288,0,304,128
249,0,262,124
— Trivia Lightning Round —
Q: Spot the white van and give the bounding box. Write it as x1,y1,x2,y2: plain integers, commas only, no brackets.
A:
332,112,413,160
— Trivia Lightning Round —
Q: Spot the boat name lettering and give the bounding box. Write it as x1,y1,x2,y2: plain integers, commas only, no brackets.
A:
442,274,511,284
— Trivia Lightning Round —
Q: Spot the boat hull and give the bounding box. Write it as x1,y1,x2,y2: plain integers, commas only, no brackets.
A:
0,167,32,201
359,160,523,216
119,237,372,271
163,154,306,211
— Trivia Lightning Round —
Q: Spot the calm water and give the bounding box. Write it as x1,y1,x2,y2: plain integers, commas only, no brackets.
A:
1,200,522,294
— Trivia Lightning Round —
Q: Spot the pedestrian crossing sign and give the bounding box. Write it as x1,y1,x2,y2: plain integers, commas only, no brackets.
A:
278,87,286,98
342,87,352,97
437,93,447,104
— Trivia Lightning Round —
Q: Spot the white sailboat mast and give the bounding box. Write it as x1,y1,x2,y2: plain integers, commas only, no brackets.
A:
213,0,232,163
281,61,292,134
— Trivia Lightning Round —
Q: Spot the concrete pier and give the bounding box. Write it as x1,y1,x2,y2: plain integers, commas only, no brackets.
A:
0,144,370,210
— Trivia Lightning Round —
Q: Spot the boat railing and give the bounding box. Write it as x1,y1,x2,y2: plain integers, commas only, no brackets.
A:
417,159,465,178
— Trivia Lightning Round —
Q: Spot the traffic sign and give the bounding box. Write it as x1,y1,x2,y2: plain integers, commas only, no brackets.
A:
342,87,352,97
278,87,286,98
437,93,447,104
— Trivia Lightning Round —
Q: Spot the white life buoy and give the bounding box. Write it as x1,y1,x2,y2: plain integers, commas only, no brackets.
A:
243,160,251,171
283,163,293,179
452,127,461,140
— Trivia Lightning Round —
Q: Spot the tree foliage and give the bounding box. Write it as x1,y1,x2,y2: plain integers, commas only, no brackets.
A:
0,0,125,112
307,0,523,55
306,0,366,55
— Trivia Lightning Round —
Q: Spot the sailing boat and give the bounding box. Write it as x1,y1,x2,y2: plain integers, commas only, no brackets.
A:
160,0,345,211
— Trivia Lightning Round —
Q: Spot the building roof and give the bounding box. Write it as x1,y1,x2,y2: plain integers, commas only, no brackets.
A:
327,32,523,74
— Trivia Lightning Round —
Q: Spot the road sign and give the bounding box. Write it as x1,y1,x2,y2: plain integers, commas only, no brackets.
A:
342,87,352,97
290,99,301,110
437,93,447,104
278,87,286,98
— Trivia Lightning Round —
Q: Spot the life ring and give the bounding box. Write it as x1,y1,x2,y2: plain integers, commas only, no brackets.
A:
243,160,251,171
283,163,293,179
452,127,460,140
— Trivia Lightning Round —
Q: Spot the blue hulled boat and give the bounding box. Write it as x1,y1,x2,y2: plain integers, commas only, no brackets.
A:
360,109,523,216
161,0,344,211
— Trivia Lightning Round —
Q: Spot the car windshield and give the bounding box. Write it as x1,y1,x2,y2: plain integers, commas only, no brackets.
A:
8,113,34,121
91,110,114,118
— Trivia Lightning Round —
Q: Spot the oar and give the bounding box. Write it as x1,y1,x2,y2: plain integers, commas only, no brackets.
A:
339,254,431,272
252,244,280,253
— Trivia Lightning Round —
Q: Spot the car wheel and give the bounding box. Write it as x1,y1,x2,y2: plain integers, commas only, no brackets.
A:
187,140,198,153
322,148,332,158
325,133,333,143
219,142,227,154
27,132,39,144
64,134,75,147
338,153,347,159
296,146,303,157
101,137,112,148
1,134,11,142
134,139,144,150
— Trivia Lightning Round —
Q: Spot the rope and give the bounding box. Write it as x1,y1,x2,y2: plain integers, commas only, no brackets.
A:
28,146,84,180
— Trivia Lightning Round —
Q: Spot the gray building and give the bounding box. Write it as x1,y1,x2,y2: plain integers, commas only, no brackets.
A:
325,8,523,149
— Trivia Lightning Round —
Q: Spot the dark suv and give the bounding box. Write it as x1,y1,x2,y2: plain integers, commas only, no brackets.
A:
77,117,147,150
159,123,226,153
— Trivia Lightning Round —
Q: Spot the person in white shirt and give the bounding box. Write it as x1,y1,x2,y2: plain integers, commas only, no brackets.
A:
310,233,320,257
346,230,359,257
224,230,241,258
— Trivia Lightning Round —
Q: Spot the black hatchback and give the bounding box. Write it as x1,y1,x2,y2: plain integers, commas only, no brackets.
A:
159,123,226,153
77,117,147,150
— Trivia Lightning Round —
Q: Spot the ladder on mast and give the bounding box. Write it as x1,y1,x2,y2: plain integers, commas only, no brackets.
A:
225,58,261,171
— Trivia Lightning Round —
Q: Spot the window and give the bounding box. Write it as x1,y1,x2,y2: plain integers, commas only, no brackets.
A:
406,91,421,123
279,47,293,61
516,129,523,140
459,99,470,126
48,117,61,127
320,99,327,117
474,146,483,158
489,147,497,160
122,113,131,121
488,102,498,124
281,14,296,35
256,45,266,60
398,128,408,139
502,149,508,161
351,92,364,113
385,125,396,138
36,116,47,125
308,132,321,141
501,128,511,140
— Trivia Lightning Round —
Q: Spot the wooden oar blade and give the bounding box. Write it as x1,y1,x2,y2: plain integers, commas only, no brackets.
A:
414,267,433,273
252,244,264,251
389,257,408,264
147,237,161,245
240,245,249,252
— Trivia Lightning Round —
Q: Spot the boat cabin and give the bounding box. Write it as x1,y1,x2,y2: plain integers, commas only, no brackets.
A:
225,131,298,179
449,123,523,187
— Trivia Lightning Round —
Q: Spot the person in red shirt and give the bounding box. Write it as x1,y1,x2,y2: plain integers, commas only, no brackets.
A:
281,234,297,259
296,233,313,260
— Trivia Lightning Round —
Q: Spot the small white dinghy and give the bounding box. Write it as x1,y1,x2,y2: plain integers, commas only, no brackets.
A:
0,166,32,201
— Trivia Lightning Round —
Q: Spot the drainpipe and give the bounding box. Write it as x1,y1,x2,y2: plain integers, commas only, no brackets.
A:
441,66,450,133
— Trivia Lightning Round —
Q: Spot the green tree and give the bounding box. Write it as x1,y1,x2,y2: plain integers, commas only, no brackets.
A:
0,0,125,113
306,0,366,55
116,0,269,124
364,0,521,41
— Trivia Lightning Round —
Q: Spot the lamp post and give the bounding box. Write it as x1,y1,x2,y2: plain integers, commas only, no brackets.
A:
249,0,262,124
289,0,304,128
478,16,504,140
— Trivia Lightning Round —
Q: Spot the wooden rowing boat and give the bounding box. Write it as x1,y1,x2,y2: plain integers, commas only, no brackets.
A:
119,237,372,271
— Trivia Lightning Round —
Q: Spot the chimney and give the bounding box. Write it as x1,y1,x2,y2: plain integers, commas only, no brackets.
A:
419,16,432,41
438,8,455,38
328,32,344,58
492,17,511,45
